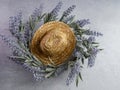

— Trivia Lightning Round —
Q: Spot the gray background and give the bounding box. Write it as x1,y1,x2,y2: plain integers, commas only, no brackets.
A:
0,0,120,90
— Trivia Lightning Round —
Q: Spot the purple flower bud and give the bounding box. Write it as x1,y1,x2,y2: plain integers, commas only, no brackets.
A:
66,61,82,85
76,19,90,27
63,5,76,17
84,30,103,37
50,2,63,17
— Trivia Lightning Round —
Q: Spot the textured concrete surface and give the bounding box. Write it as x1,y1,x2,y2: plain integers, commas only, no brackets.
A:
0,0,120,90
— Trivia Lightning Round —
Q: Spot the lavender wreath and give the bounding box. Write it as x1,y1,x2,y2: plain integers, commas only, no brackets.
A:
0,2,103,86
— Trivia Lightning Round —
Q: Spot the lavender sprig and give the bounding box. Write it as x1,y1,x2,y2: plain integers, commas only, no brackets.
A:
50,2,63,17
23,63,42,72
88,37,95,44
76,19,90,27
66,61,82,86
31,5,43,22
88,48,100,67
63,15,75,24
23,63,45,81
9,12,22,38
0,34,27,56
84,30,103,36
63,5,76,17
33,72,45,81
23,22,32,47
8,55,24,65
60,5,76,21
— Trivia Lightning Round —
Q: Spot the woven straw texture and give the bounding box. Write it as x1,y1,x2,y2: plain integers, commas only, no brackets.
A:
30,21,76,66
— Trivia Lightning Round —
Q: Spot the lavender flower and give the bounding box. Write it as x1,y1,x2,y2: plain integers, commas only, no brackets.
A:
9,12,22,38
9,17,19,38
88,37,95,44
22,63,45,81
0,34,27,56
8,56,24,65
63,15,75,23
23,63,36,72
33,72,45,81
88,48,99,67
84,30,103,36
31,5,43,21
23,22,31,46
66,61,82,85
50,2,63,17
63,5,76,17
76,19,90,27
9,12,26,44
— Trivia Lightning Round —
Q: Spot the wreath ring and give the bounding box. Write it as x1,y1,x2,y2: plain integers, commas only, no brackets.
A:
0,2,102,86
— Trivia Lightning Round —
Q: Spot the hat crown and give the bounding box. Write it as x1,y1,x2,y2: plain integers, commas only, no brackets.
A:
30,21,76,66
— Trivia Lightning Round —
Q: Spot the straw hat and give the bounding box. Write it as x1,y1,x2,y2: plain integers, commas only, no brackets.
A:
30,21,76,66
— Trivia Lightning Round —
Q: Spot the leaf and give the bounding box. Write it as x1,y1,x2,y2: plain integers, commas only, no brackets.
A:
82,40,89,48
45,71,54,78
81,58,84,64
83,52,90,58
76,75,79,87
32,55,42,65
17,40,26,49
31,62,39,67
99,49,103,51
44,13,52,23
69,61,75,67
79,72,83,81
29,16,34,30
45,67,55,72
25,59,32,63
38,13,46,20
19,23,24,32
92,42,99,44
68,22,78,29
62,15,75,24
9,56,26,60
47,63,56,68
